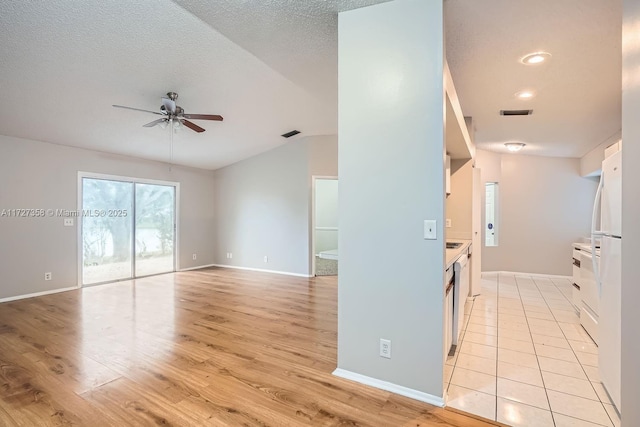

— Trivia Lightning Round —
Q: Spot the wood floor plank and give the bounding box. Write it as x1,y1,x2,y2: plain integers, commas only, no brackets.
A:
0,267,498,426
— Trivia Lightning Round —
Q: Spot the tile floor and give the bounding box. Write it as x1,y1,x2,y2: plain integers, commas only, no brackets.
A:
444,272,621,427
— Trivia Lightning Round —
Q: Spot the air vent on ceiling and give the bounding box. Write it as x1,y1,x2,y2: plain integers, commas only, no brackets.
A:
281,130,301,138
500,109,533,116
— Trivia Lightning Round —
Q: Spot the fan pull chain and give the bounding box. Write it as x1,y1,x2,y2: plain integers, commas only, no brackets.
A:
169,118,174,172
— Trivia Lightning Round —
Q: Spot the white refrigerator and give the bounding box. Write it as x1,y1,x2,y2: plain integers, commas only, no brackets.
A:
591,149,622,411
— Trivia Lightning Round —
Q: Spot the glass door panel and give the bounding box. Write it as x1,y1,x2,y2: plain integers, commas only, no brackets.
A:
134,183,175,277
82,178,133,285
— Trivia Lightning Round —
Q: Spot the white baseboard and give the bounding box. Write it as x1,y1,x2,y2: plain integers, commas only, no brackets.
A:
210,264,313,278
332,368,445,407
482,271,571,280
179,263,218,272
0,286,78,304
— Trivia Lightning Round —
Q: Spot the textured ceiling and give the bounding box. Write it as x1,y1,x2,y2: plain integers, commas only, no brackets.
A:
0,0,623,169
445,0,622,157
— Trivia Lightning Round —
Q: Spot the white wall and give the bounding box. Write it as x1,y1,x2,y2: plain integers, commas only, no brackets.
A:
337,0,446,401
621,1,640,423
476,149,598,275
213,135,337,276
0,135,215,300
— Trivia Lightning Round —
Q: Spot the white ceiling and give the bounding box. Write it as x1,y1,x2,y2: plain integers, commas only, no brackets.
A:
0,0,622,170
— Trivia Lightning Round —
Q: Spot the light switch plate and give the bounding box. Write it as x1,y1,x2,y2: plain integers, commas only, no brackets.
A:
446,219,452,228
424,220,437,240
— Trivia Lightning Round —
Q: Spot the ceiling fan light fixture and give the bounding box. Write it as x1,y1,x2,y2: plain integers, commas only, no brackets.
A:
505,142,526,152
521,51,551,65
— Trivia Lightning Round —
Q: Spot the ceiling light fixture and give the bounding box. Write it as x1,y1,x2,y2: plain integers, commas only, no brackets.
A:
515,90,535,99
505,142,526,152
521,52,551,65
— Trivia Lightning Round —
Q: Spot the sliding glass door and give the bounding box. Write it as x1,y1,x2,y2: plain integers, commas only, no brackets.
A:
134,183,175,277
81,176,176,286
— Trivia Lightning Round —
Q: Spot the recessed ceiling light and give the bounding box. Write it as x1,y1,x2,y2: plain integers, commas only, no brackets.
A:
505,142,526,152
515,90,535,99
521,52,551,65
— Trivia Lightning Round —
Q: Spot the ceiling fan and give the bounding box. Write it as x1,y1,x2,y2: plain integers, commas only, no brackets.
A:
113,92,223,133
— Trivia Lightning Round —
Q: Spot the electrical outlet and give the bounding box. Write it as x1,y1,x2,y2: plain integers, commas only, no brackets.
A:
44,272,52,281
63,218,74,227
264,256,268,263
229,252,232,259
192,253,197,260
380,339,391,358
446,218,452,228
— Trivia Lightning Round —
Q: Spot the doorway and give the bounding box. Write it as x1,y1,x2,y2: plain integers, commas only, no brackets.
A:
312,177,338,276
79,174,177,286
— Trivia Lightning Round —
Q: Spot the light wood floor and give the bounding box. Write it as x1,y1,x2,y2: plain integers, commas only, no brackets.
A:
0,267,499,426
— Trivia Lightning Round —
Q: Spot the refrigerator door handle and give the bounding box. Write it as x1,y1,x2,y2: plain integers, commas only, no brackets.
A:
591,172,604,291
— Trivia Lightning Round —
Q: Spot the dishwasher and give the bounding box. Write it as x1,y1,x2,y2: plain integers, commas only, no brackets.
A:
444,265,454,359
452,250,470,346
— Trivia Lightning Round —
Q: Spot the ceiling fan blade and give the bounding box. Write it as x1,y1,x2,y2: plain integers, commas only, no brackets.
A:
182,114,223,121
113,105,164,115
143,118,167,128
181,120,205,133
162,97,176,114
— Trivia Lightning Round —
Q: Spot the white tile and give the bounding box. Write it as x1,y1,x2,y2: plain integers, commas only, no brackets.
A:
529,324,565,338
541,371,599,401
603,403,621,427
497,361,543,387
525,309,554,319
552,309,580,324
498,348,539,369
553,413,608,427
497,378,549,410
499,328,533,343
497,306,525,316
583,365,600,382
498,337,535,354
534,344,579,363
496,397,554,427
455,353,497,376
460,341,497,360
446,384,496,421
466,323,498,336
531,334,570,349
463,331,497,347
568,340,598,355
547,390,613,427
527,318,559,328
537,356,587,380
468,315,497,327
575,351,598,367
525,310,555,320
498,313,528,324
450,367,496,395
498,320,530,332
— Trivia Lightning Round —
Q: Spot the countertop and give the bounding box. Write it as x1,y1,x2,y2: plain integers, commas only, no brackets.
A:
446,239,472,270
573,242,600,256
